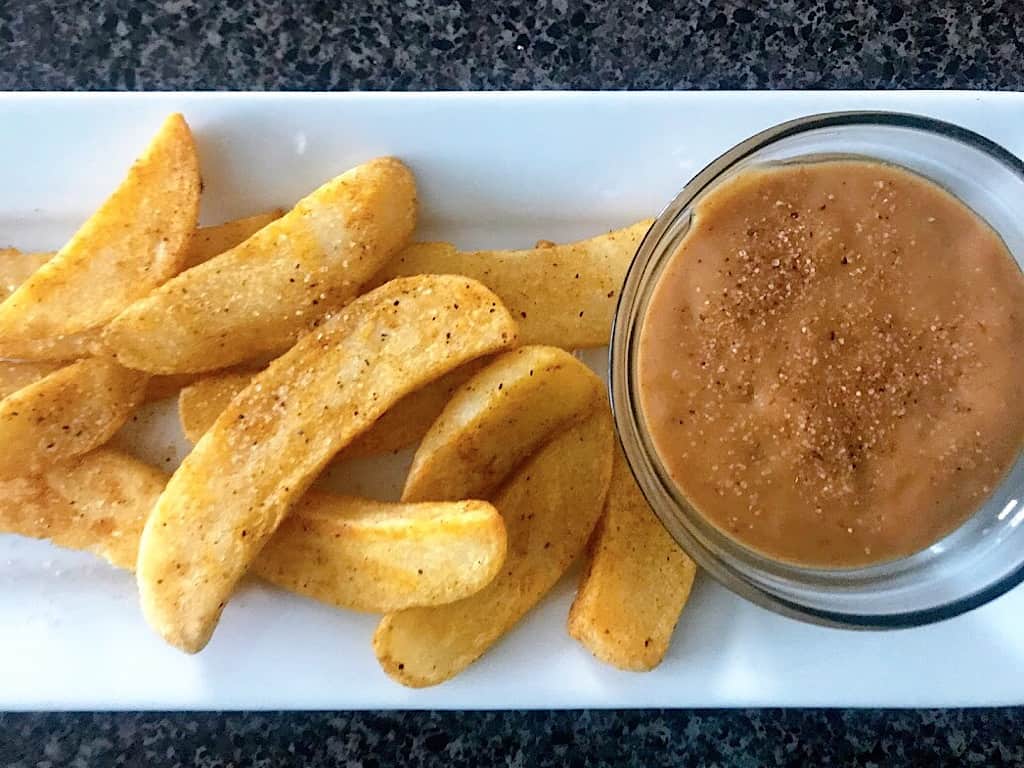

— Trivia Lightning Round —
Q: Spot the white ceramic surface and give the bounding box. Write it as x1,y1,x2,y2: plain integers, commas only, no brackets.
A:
1,91,1023,710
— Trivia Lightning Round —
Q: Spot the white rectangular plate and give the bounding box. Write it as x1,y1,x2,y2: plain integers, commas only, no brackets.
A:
1,91,1023,710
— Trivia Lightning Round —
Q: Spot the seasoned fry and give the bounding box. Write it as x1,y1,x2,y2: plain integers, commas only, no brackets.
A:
373,408,614,687
0,211,285,301
0,211,286,401
0,359,147,479
137,275,517,652
0,360,64,398
105,158,418,374
255,494,506,613
0,449,507,612
568,445,697,671
142,373,204,403
0,249,51,302
182,210,285,269
371,219,651,349
177,370,254,441
0,449,166,569
340,361,487,460
0,114,200,360
403,345,604,503
178,360,486,458
0,328,100,361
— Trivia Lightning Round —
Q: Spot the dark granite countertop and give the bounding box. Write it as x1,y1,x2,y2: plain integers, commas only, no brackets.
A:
2,0,1023,91
1,1,1023,766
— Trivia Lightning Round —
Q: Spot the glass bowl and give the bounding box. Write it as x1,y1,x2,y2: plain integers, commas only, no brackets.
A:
610,111,1024,629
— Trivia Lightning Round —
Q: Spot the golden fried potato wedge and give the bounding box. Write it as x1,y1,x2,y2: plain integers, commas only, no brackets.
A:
0,211,285,301
568,445,697,671
177,370,254,441
0,248,52,302
254,494,506,613
0,214,279,384
0,212,282,368
141,373,203,403
182,210,285,269
139,212,288,403
0,359,147,479
0,449,165,569
178,360,486,458
105,158,417,374
137,275,517,652
340,360,487,460
0,213,284,404
403,345,604,503
0,360,65,399
371,220,651,349
0,114,200,360
0,328,101,361
0,449,507,612
374,408,614,687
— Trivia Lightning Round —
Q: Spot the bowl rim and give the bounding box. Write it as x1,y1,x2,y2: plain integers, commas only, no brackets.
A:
608,110,1024,629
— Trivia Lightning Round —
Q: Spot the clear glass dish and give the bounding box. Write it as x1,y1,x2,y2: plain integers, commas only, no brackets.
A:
610,111,1024,629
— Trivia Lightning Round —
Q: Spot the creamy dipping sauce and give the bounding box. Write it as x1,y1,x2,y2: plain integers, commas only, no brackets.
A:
638,160,1024,568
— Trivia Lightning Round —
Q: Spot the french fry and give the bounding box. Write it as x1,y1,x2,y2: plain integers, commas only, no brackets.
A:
0,249,51,302
0,114,200,360
177,370,255,441
373,407,614,687
0,212,285,402
0,211,285,299
340,360,487,460
178,360,486,458
370,219,651,349
0,449,507,612
0,449,166,569
568,445,697,671
403,345,604,503
105,157,418,374
182,210,285,269
0,360,64,399
142,210,288,402
255,493,506,613
141,373,204,404
137,275,517,652
0,328,100,361
0,359,147,479
1,357,202,410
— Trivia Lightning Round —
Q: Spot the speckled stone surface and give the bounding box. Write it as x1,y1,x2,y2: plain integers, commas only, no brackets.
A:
1,0,1023,91
1,709,1024,767
2,0,1024,765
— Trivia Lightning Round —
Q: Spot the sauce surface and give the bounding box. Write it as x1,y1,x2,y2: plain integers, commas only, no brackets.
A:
638,160,1024,567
